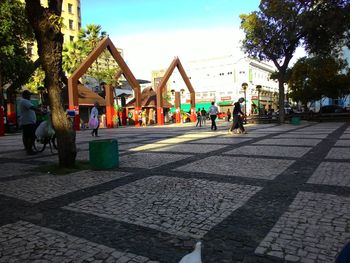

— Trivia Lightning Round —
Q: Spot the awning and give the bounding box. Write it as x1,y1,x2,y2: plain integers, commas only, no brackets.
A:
217,100,234,106
114,88,133,97
169,102,212,113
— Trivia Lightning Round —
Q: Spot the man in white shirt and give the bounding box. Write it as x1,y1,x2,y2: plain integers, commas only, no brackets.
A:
19,90,41,155
208,101,219,130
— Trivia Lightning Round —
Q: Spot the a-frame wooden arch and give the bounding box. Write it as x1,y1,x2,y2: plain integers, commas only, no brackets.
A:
156,57,196,125
68,37,142,129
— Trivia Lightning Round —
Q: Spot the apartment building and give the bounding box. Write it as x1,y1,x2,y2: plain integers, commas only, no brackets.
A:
24,0,81,61
153,55,279,115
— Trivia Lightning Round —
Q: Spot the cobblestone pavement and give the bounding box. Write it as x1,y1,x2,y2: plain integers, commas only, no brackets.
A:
0,120,349,263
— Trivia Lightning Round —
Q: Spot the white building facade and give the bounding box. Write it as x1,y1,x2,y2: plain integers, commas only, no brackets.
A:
168,55,279,115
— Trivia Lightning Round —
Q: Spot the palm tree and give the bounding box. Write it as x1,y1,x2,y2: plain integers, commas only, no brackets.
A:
62,41,87,75
78,24,106,71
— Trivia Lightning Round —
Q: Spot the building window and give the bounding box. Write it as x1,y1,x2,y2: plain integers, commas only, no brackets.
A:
77,7,81,17
70,36,74,42
69,19,74,30
78,22,81,30
68,3,73,13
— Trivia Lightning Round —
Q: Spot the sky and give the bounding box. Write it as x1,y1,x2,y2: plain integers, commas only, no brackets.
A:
81,0,262,79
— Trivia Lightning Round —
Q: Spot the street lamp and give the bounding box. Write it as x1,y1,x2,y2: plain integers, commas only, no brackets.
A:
256,85,262,116
241,82,248,123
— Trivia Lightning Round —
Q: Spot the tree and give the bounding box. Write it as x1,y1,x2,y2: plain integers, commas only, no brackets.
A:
240,0,350,122
25,0,76,167
62,41,86,75
78,24,106,73
24,67,45,94
240,0,311,122
301,1,350,56
289,56,350,109
0,0,34,106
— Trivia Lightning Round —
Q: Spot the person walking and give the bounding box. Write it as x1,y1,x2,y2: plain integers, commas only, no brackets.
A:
19,90,41,155
229,97,247,134
195,108,202,127
141,109,147,127
208,101,219,130
201,107,207,126
89,102,100,137
227,108,232,122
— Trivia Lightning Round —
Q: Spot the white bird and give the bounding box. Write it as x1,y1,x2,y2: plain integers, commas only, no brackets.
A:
179,241,202,263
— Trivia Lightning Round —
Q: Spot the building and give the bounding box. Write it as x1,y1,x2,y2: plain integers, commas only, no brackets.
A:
25,0,81,61
153,55,279,115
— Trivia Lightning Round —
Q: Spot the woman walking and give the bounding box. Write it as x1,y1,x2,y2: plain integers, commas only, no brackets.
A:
89,102,100,137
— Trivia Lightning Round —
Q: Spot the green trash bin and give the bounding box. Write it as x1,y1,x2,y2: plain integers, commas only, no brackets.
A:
89,139,119,170
291,116,300,125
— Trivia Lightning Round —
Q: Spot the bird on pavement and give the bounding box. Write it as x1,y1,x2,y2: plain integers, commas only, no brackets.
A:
179,241,202,263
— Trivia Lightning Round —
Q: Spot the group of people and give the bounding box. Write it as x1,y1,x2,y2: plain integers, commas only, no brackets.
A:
195,108,207,127
196,98,247,134
19,89,102,155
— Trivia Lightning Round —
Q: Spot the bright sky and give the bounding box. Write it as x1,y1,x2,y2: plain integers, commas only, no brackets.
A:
81,0,261,79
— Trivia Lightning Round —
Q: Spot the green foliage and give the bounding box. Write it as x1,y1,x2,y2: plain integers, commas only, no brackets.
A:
300,1,350,56
62,23,120,86
164,94,172,102
240,1,307,69
24,67,45,94
49,14,65,32
0,0,34,91
62,41,87,74
288,56,349,107
78,24,107,54
114,105,123,112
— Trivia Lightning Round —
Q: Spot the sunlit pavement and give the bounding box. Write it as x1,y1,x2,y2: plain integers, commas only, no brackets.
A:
0,120,349,263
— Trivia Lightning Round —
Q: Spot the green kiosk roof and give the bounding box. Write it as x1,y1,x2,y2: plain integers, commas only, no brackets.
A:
170,102,212,113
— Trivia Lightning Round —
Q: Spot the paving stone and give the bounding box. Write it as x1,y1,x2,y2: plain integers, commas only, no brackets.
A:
120,152,192,169
334,140,350,147
225,145,312,158
325,147,350,159
0,162,37,178
175,156,294,180
0,170,129,203
307,162,350,187
188,137,252,144
65,176,261,238
274,133,329,139
0,122,349,263
255,192,350,263
340,133,350,139
149,143,228,153
0,221,158,263
254,138,321,146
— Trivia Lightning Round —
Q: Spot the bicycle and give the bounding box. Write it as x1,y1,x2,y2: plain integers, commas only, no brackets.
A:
33,114,58,153
33,132,57,153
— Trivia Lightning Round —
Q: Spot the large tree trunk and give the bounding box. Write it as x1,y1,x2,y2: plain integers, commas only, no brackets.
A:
25,0,76,167
278,80,285,123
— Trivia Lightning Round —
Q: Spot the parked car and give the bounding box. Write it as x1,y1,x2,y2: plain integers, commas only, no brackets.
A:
319,105,345,113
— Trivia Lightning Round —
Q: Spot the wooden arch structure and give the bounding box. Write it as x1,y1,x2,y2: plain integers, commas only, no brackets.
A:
68,37,141,129
156,57,196,125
